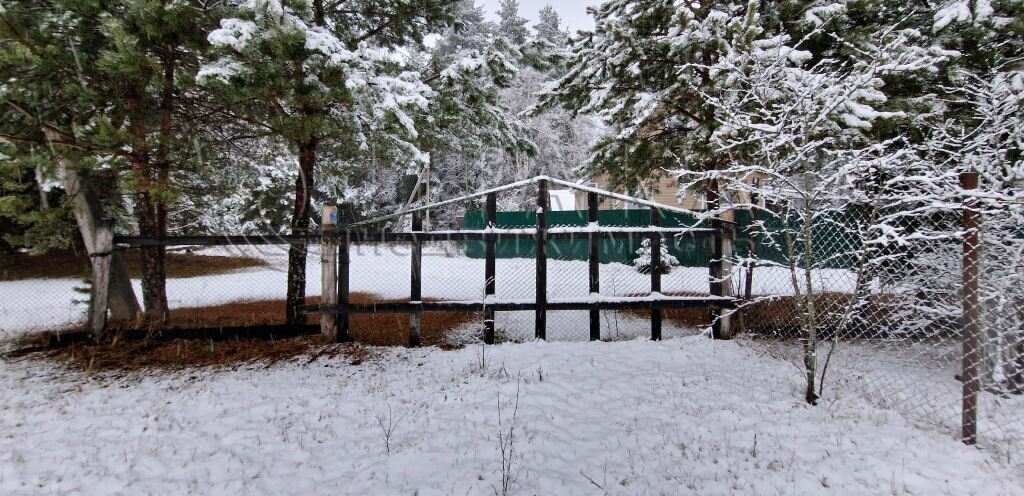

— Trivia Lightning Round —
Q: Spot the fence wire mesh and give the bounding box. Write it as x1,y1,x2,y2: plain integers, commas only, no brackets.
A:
729,192,1023,463
1,178,1019,461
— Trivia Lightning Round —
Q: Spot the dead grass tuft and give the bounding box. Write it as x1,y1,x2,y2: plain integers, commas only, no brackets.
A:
624,292,897,337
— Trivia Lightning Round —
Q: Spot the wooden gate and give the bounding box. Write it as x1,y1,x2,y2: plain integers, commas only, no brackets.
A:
306,176,736,346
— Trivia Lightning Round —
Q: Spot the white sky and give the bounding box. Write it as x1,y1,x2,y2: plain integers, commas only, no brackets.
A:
477,0,597,34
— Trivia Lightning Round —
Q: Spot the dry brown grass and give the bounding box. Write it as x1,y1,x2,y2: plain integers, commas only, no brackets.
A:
22,334,363,373
620,292,715,327
121,293,479,347
0,248,267,281
8,292,478,373
624,292,897,337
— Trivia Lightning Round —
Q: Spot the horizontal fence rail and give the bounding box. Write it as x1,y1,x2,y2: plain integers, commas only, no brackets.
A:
301,296,735,314
113,228,717,247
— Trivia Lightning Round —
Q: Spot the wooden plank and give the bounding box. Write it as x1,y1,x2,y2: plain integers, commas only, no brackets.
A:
113,229,715,247
88,218,114,341
410,211,423,348
740,205,758,333
337,232,352,342
485,192,497,344
960,171,980,445
588,191,600,341
707,179,735,340
320,204,338,338
304,297,735,314
650,208,662,341
114,234,314,246
536,179,548,340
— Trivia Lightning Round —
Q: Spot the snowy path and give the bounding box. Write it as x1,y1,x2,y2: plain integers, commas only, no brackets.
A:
1,337,1019,495
0,245,856,337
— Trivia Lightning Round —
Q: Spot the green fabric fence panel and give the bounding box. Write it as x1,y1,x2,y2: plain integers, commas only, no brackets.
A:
463,208,865,269
462,209,711,266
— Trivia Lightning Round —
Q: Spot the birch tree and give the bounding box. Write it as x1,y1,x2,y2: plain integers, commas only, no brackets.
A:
680,23,951,403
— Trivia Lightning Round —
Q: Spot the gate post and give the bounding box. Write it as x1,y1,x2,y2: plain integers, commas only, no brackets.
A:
707,180,734,340
710,220,735,339
88,218,114,341
650,208,662,341
484,192,497,344
337,228,352,343
536,179,548,340
588,191,601,341
960,171,980,445
320,204,338,339
410,211,423,347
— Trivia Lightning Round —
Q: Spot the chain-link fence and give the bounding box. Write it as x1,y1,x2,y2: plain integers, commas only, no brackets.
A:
2,175,1019,462
0,240,312,339
726,173,1023,463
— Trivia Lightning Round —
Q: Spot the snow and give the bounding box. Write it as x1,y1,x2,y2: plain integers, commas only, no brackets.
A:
751,338,1024,468
804,3,846,26
207,18,257,51
934,1,972,31
1,337,1020,495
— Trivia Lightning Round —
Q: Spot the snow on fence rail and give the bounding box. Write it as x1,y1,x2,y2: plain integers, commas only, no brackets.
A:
301,179,737,344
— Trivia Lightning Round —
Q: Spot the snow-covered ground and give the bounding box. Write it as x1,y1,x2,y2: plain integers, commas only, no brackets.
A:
750,338,1024,468
2,336,1020,495
0,244,856,338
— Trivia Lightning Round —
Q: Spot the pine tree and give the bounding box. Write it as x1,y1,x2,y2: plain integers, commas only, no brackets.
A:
633,238,678,275
534,5,567,46
201,0,456,324
412,0,535,224
537,0,792,192
497,0,529,45
1,0,222,321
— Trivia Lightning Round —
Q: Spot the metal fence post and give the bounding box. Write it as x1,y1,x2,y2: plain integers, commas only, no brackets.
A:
88,218,114,341
960,171,980,446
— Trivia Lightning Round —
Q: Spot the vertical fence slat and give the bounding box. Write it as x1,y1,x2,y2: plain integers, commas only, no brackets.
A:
588,191,600,341
536,179,548,340
337,230,352,342
410,211,423,348
485,192,497,344
741,205,757,333
88,218,114,341
960,171,980,445
320,204,338,339
650,209,662,341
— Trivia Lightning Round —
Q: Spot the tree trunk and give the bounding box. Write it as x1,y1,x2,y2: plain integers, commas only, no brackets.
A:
152,49,176,321
801,203,819,405
286,137,318,326
127,91,169,322
61,165,142,321
43,128,141,320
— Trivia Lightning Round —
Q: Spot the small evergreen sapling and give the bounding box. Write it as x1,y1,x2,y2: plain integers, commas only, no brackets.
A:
632,238,678,275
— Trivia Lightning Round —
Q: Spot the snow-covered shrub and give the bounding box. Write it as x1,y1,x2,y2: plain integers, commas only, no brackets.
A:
632,238,678,275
